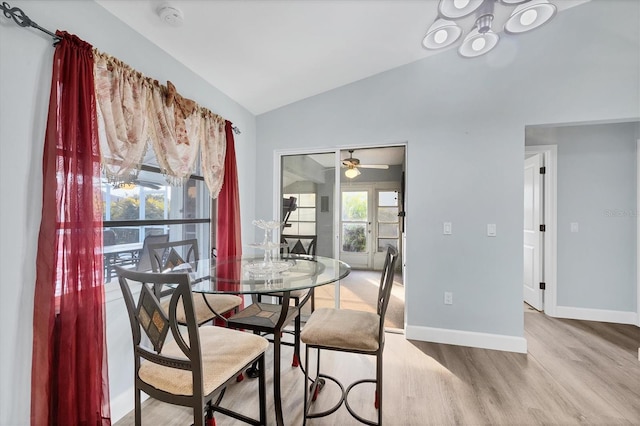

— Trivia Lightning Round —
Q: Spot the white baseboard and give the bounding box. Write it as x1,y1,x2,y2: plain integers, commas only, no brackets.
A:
110,387,148,424
405,325,527,354
554,305,638,325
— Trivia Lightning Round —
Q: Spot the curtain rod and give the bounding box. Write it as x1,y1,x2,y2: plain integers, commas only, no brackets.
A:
1,1,242,135
1,2,61,44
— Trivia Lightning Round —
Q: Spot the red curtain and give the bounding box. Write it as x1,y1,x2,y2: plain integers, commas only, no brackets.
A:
216,121,243,260
214,121,243,314
32,32,111,426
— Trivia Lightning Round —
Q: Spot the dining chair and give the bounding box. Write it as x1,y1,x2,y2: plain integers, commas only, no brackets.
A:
280,234,318,310
134,233,170,272
270,234,318,366
116,266,268,426
300,246,398,426
147,239,243,327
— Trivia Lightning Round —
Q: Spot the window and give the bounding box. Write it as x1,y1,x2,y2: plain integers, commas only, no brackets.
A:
102,165,211,280
283,192,316,235
341,190,368,253
377,190,399,252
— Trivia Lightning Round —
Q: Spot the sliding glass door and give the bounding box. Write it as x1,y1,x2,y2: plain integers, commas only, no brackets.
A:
280,152,337,258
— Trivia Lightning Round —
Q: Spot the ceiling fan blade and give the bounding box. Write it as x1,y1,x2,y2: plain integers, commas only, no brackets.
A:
136,180,162,190
359,164,389,169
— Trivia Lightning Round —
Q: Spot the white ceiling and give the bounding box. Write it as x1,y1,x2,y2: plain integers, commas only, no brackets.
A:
95,0,589,115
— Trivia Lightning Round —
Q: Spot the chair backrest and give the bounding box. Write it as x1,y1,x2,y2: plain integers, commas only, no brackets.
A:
148,239,200,273
377,246,399,339
103,228,116,246
116,266,204,393
281,234,317,256
147,239,199,299
135,234,170,272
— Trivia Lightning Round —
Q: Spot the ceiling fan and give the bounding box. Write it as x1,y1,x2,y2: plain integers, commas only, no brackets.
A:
342,149,389,178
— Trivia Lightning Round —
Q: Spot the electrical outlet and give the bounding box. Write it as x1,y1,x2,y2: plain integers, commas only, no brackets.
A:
444,291,453,305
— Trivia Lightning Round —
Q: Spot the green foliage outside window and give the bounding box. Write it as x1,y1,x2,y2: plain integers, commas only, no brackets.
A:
104,195,167,244
145,196,166,219
342,192,367,221
342,225,366,252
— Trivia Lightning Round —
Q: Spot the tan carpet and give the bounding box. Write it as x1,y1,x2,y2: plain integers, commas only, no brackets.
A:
311,269,404,329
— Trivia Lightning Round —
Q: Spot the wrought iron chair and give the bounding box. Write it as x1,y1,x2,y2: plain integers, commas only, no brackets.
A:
116,266,268,426
147,239,242,327
279,234,318,311
250,234,318,368
134,233,170,272
300,246,398,426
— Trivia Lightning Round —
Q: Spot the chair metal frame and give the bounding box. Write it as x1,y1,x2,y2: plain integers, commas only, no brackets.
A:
280,234,318,311
117,266,266,426
302,246,398,426
134,233,170,272
147,239,241,326
148,238,199,274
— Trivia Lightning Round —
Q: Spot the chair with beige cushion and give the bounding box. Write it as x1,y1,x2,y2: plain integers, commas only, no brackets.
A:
117,266,268,426
254,234,318,368
148,239,243,326
300,246,398,426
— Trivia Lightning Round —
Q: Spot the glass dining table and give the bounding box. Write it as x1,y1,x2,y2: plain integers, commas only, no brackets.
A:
175,253,351,426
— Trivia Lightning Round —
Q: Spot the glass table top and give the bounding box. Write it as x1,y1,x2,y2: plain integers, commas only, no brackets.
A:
171,254,350,294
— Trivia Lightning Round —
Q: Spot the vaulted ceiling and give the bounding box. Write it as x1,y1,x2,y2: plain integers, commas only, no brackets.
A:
96,0,589,115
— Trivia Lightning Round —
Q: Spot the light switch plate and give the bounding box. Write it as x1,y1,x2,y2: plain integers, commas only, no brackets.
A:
487,224,496,237
443,222,452,235
570,222,579,233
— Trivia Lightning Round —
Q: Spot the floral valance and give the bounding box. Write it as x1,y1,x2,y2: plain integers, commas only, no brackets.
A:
93,51,226,199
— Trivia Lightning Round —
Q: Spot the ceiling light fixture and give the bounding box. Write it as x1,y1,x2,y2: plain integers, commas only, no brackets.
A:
344,167,361,179
422,0,557,58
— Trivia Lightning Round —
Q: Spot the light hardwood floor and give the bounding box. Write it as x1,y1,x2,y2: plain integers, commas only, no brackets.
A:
114,308,640,425
313,269,405,329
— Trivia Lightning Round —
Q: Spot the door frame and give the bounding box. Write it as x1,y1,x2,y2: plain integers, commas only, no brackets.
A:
273,142,408,311
524,145,558,317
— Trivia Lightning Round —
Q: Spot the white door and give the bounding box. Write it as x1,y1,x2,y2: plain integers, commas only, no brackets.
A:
340,189,373,269
524,153,544,310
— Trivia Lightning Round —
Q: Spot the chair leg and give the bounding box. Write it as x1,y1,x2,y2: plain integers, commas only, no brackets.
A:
302,346,323,423
303,345,310,426
205,404,216,426
377,352,383,425
312,348,321,402
135,386,141,426
292,302,301,367
258,354,267,426
194,399,205,426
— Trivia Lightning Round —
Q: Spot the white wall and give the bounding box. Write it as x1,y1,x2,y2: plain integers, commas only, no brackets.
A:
255,0,640,350
0,1,257,424
527,122,638,317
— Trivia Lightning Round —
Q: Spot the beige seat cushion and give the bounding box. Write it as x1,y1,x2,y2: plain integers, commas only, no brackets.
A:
162,294,242,324
139,326,268,396
301,308,380,352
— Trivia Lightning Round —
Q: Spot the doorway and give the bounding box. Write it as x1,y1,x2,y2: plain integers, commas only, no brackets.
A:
524,145,558,317
523,152,544,311
276,144,406,329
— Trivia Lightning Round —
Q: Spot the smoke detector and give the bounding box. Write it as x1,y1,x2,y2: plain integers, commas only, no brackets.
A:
157,3,184,27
